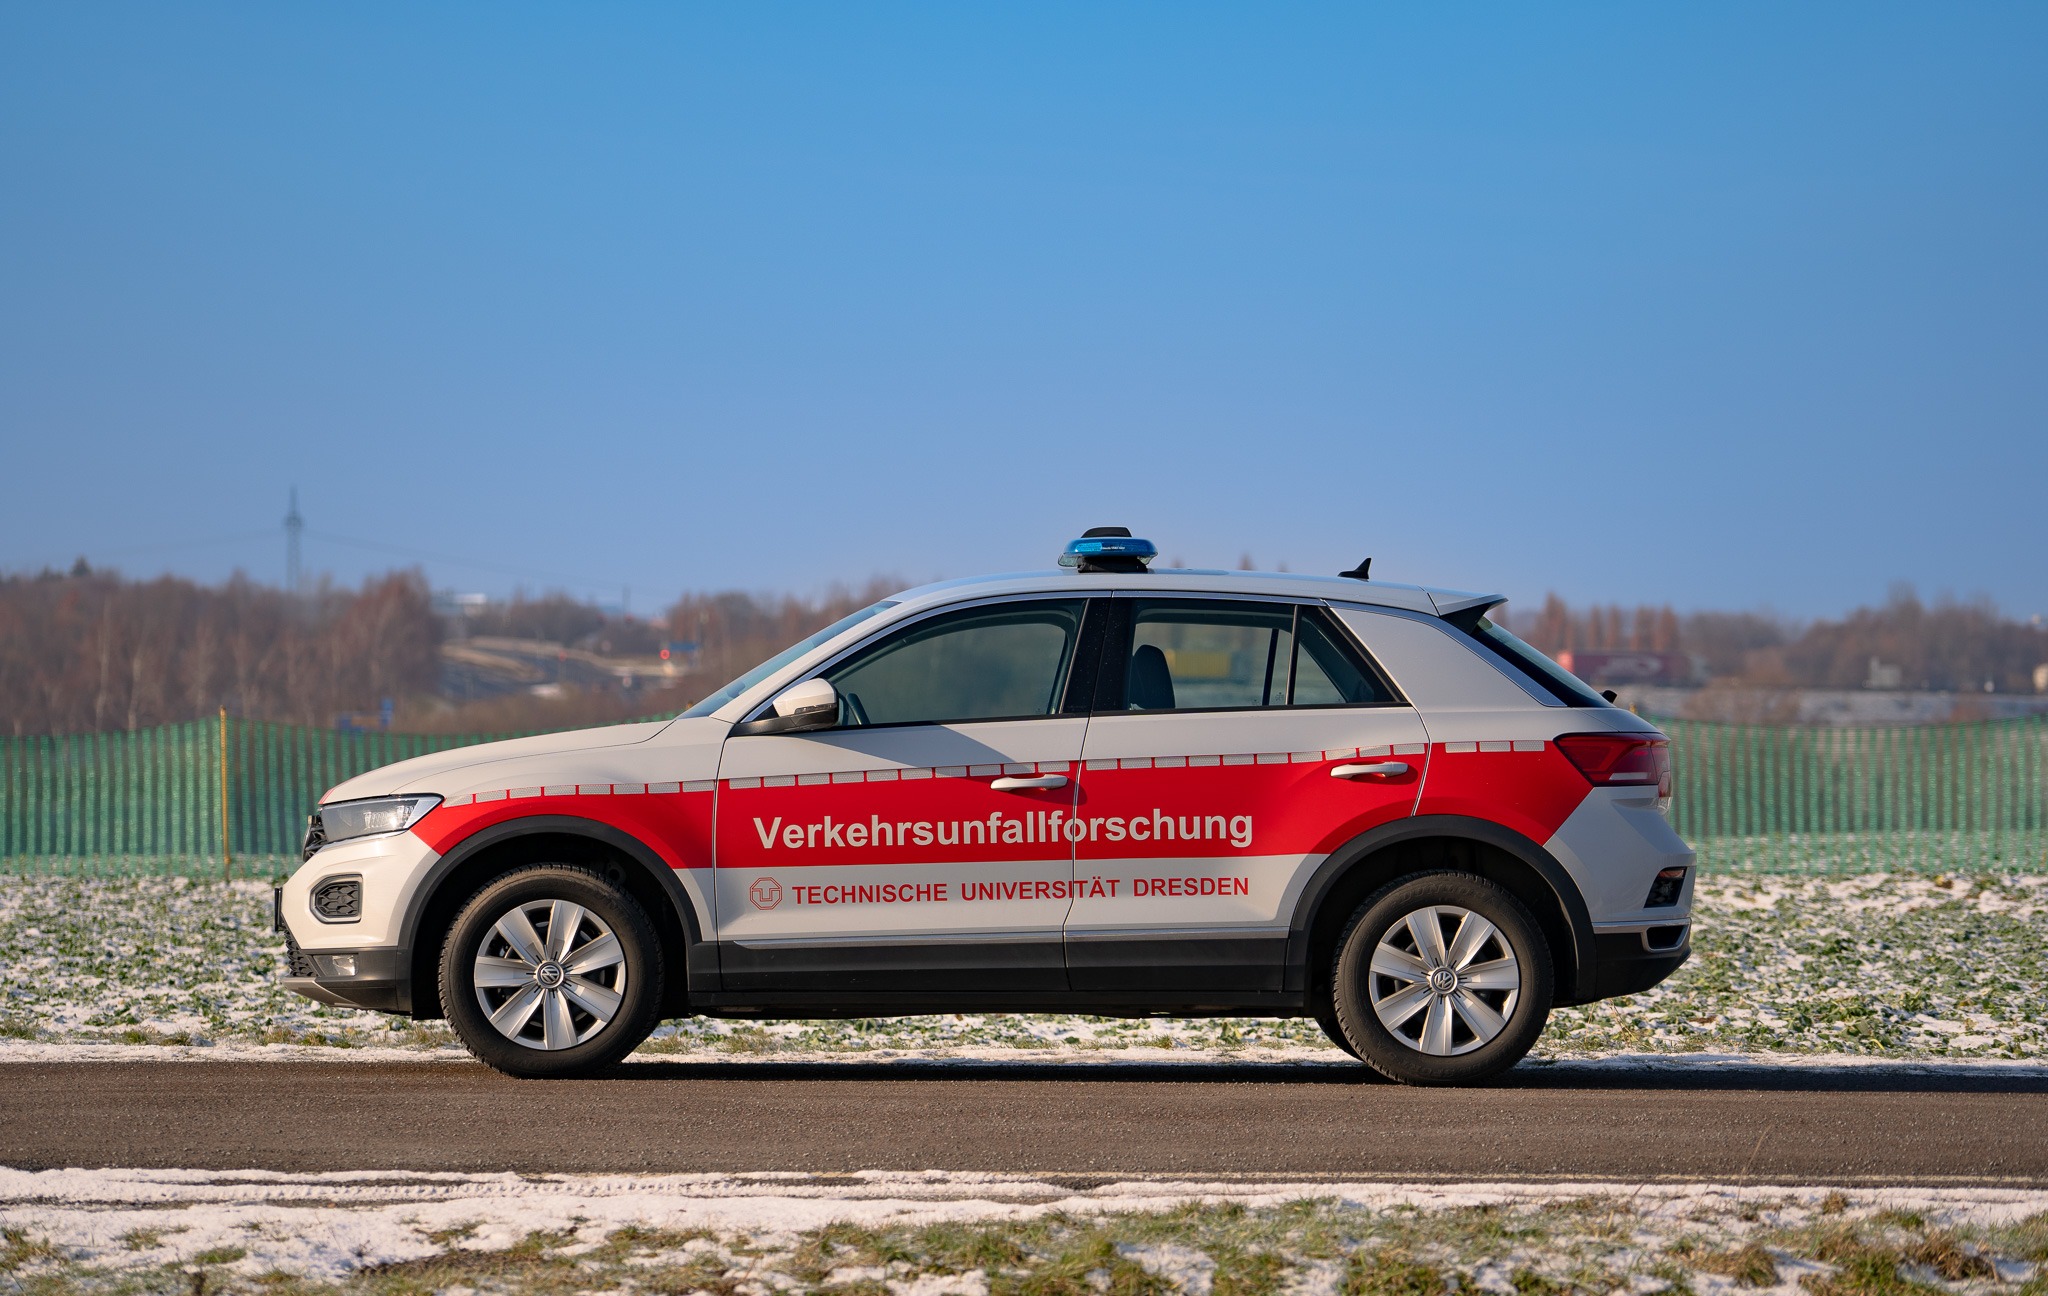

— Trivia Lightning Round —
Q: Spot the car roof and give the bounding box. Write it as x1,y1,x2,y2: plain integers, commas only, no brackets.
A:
883,568,1503,619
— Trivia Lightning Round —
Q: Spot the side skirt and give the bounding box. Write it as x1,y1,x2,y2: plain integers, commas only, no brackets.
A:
686,990,1310,1018
716,935,1069,994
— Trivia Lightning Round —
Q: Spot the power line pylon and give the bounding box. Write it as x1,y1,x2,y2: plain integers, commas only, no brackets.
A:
285,487,304,595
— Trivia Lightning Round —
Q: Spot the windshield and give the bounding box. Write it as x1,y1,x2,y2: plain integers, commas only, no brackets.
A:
1468,616,1614,708
679,601,899,718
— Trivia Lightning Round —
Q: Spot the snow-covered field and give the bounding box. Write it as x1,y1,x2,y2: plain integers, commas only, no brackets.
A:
2,1170,2044,1294
1,869,2042,1061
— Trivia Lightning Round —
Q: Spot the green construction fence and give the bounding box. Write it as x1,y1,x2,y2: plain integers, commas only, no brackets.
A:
2,714,2044,877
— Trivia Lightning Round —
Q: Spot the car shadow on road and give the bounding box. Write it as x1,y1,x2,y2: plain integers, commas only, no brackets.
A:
604,1056,2048,1093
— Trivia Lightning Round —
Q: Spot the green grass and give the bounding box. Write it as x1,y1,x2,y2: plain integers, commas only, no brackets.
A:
1,866,2043,1059
1543,871,2048,1058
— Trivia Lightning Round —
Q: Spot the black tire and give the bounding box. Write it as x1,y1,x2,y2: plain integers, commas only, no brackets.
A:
440,864,664,1078
1313,1003,1363,1059
1329,871,1553,1086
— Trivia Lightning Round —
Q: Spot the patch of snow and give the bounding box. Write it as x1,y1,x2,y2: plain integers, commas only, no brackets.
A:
827,1266,890,1285
1118,1243,1216,1296
889,1274,989,1296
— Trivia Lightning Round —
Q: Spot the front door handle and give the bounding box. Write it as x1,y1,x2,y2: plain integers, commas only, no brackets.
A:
1330,761,1410,779
990,774,1069,791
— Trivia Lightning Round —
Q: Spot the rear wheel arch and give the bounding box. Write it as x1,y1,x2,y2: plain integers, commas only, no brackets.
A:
1288,815,1597,1006
401,815,706,1020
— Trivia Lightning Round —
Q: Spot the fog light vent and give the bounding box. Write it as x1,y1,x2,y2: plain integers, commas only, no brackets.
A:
1645,924,1688,951
282,928,315,978
1644,866,1687,908
312,877,362,922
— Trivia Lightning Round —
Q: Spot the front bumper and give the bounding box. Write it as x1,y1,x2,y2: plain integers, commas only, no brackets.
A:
277,828,441,1015
276,885,416,1014
279,934,406,1012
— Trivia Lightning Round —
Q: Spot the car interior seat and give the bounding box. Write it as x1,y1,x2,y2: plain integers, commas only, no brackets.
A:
1127,644,1176,710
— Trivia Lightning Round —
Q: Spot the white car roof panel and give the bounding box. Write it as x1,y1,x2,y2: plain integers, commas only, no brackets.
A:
886,568,1445,615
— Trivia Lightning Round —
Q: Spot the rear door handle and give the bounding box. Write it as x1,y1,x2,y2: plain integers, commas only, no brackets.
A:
991,774,1069,791
1331,761,1410,779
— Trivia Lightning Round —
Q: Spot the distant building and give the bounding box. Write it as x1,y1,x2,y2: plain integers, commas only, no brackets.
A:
1557,649,1698,687
431,590,489,620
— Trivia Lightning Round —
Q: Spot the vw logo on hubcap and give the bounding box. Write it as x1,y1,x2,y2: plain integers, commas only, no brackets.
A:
1427,966,1458,994
535,961,566,989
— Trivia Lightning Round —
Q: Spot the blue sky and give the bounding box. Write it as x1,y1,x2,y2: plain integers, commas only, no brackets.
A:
3,4,2044,619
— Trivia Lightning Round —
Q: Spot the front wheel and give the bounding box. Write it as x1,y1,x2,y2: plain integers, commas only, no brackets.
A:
1329,871,1553,1085
440,864,664,1078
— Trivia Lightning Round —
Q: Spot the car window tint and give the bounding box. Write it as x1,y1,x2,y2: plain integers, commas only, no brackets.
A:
824,600,1085,727
1292,611,1398,705
1469,615,1614,708
1126,601,1297,711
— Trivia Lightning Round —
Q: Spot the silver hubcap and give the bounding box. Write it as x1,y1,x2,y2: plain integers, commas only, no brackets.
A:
1369,904,1520,1057
472,899,627,1051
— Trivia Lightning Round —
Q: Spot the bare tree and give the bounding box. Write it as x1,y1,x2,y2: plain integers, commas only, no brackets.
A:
0,566,442,735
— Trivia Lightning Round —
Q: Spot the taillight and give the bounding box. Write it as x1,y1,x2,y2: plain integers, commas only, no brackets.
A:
1555,733,1672,798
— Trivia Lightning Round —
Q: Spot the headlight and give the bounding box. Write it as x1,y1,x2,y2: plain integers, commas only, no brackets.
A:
317,795,442,845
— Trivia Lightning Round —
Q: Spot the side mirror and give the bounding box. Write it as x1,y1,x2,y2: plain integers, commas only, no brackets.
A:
732,678,839,736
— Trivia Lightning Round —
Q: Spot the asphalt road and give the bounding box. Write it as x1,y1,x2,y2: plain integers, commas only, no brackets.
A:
4,1059,2043,1184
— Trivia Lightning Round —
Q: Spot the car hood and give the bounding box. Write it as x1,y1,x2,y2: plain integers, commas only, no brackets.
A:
321,718,722,803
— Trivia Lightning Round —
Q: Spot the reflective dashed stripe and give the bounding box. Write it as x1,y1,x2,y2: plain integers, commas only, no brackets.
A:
718,746,1456,792
439,780,710,807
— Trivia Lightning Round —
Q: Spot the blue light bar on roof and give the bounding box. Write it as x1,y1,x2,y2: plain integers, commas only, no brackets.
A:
1059,532,1158,571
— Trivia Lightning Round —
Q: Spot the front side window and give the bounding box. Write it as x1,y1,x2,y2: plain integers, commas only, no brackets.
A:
824,599,1087,727
1119,600,1398,712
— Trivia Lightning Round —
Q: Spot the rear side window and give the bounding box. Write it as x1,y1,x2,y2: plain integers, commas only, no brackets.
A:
1466,616,1616,708
1110,599,1400,712
1291,611,1391,705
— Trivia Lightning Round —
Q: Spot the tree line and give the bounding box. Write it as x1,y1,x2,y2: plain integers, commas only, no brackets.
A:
1506,586,2048,694
0,566,442,737
0,564,898,737
6,563,2042,738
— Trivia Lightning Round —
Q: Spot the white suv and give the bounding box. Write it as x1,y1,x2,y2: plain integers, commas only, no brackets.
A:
280,531,1693,1084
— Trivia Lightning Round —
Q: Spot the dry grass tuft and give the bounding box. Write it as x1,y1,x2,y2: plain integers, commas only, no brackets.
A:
1902,1231,1994,1281
1692,1243,1780,1288
1345,1249,1448,1296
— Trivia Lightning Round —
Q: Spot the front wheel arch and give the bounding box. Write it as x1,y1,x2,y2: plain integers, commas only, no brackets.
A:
402,816,706,1020
1288,816,1596,1007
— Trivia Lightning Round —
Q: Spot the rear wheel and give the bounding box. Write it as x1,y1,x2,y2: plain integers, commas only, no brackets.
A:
440,864,663,1078
1313,1003,1362,1059
1329,871,1552,1085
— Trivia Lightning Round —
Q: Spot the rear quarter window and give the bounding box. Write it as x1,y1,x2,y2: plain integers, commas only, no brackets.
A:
1462,616,1617,709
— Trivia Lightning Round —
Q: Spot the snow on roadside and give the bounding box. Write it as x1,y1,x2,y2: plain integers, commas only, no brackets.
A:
1,1169,2044,1288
